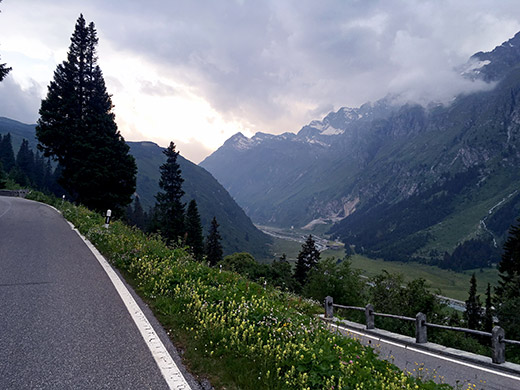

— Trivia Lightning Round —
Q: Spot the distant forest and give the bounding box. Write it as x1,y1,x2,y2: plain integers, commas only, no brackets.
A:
0,133,64,196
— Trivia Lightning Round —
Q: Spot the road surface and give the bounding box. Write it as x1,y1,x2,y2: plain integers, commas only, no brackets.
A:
0,196,199,389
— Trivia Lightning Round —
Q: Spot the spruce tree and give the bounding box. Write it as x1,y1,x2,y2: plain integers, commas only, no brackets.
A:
496,219,520,299
294,235,321,287
206,217,223,266
495,220,520,340
155,141,185,244
484,283,494,333
132,196,147,230
0,2,10,82
0,161,6,189
0,133,16,172
464,273,482,330
185,199,204,260
0,4,10,83
36,14,136,213
16,139,34,184
0,57,9,82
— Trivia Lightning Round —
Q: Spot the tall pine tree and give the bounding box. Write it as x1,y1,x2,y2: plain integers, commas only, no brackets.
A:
294,235,321,287
484,283,494,333
496,219,520,299
495,219,520,340
155,141,185,244
0,1,10,82
464,273,482,330
206,217,223,266
185,199,204,260
0,133,16,172
0,161,6,189
16,139,34,185
36,14,136,213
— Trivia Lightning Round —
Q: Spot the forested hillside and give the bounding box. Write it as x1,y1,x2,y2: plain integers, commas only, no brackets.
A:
0,119,270,258
201,31,520,270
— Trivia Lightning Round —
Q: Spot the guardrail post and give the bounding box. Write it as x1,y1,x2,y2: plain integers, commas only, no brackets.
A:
492,326,505,364
365,304,375,329
324,296,334,318
416,312,427,343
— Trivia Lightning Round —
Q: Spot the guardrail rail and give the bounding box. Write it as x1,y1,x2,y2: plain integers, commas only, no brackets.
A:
324,296,520,364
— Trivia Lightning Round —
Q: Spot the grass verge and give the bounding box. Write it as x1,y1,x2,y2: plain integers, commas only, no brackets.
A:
27,191,454,389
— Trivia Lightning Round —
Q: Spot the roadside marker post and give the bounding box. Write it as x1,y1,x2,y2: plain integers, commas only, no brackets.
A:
104,209,112,229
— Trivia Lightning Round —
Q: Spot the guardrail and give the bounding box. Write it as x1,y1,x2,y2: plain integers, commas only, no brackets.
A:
324,296,520,364
0,189,30,198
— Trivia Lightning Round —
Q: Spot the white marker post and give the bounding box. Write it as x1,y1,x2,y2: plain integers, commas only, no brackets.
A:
104,209,112,229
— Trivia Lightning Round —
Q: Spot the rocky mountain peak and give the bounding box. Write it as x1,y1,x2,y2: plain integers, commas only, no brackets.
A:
464,31,520,82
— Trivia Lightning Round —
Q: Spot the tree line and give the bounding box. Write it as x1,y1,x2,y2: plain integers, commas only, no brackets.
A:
221,223,520,362
0,13,224,266
0,134,62,194
126,141,224,265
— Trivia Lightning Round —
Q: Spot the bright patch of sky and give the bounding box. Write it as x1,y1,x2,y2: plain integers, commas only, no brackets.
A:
0,0,519,163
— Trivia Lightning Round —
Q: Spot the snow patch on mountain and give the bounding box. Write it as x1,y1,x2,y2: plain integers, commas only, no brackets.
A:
460,59,491,76
229,132,255,151
309,120,345,135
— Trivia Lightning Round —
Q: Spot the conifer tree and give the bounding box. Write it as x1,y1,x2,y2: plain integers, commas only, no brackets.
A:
185,199,204,260
131,196,147,230
0,57,10,82
464,273,482,330
0,133,16,172
155,141,185,244
294,235,321,287
496,219,520,299
495,220,520,340
36,14,136,213
484,283,494,333
0,161,6,189
0,1,10,82
206,217,223,266
16,139,34,184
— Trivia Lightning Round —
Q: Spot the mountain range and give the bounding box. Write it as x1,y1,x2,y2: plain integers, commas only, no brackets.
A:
0,118,271,259
200,31,520,270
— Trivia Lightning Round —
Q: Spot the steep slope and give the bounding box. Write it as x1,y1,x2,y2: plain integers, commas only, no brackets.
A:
201,100,395,227
0,117,39,152
0,119,271,258
128,141,271,258
200,32,520,268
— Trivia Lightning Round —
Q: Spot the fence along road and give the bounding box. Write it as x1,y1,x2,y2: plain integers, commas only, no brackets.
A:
0,196,198,390
323,299,520,389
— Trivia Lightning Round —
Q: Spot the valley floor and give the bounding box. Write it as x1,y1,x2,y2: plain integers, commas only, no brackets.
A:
260,225,499,302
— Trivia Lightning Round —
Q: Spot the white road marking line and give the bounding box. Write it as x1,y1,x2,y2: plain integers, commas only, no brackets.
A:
70,222,191,390
333,323,520,382
0,197,12,219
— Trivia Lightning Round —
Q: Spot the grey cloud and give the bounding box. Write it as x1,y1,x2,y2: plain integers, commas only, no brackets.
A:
4,0,520,136
139,80,177,97
0,76,42,124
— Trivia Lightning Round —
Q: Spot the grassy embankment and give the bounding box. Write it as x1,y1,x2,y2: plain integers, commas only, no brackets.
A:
27,191,454,390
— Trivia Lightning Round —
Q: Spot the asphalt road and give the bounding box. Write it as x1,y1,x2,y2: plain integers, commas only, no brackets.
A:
0,196,198,389
330,322,520,390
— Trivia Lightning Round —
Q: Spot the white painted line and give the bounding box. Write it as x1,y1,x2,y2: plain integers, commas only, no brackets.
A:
69,222,191,390
0,197,12,219
333,323,520,382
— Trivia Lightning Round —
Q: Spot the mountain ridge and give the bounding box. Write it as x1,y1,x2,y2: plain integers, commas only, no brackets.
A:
0,119,271,259
200,31,520,268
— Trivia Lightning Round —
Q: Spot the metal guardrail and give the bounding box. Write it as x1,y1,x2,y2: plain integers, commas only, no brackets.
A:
324,296,518,365
0,189,30,197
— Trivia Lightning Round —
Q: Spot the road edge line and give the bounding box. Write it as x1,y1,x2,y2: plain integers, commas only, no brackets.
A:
68,221,192,390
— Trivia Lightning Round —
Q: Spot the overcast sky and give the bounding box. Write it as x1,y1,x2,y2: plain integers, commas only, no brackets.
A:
1,1,519,163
